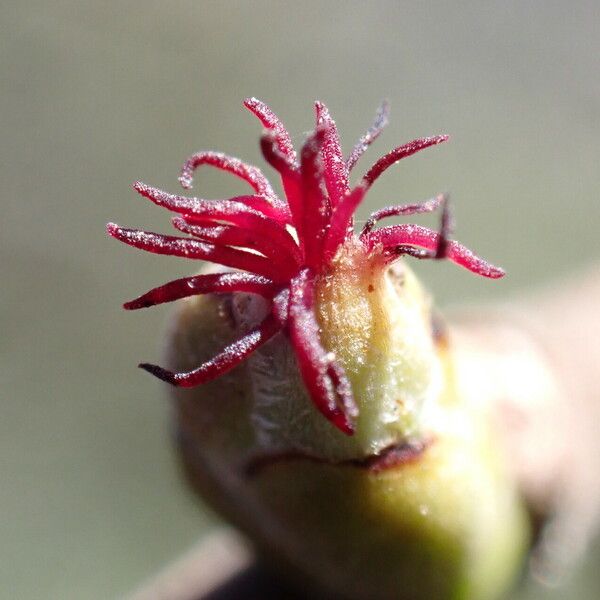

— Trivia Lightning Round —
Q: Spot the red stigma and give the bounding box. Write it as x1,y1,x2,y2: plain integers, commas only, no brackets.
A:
108,98,504,435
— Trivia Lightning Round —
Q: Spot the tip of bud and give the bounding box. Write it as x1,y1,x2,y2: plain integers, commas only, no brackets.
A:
132,180,149,195
333,414,355,436
106,222,119,237
139,362,176,385
123,298,148,310
178,174,193,190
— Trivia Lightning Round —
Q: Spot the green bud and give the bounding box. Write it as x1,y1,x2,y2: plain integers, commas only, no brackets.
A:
168,259,529,600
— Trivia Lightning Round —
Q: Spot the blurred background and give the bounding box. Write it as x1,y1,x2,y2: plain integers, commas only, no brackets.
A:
1,1,599,598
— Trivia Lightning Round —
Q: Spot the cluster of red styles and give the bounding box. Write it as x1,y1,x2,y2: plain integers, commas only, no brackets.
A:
108,98,503,435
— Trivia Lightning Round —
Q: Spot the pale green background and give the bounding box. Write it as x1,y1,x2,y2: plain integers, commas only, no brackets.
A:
1,1,599,598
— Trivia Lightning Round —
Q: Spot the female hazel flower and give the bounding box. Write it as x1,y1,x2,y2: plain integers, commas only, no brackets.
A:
108,98,502,436
109,99,527,600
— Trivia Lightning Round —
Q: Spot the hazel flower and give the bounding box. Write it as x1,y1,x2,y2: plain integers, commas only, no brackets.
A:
108,98,502,436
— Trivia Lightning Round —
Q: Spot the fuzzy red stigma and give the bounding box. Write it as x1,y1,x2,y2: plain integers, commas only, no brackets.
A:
109,98,504,435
